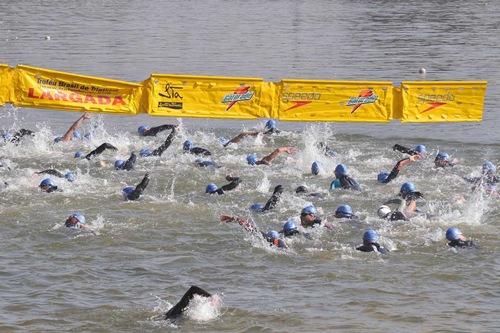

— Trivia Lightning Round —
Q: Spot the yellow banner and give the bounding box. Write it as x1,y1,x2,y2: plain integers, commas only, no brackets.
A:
401,81,487,122
11,65,143,114
145,74,275,119
0,64,12,106
276,79,393,122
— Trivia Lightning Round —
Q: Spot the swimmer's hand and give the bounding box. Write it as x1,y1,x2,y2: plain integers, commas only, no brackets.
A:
220,214,235,223
409,154,421,162
278,147,297,154
82,112,91,120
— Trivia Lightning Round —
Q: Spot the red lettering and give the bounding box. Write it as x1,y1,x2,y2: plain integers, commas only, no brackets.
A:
28,88,39,98
41,90,54,100
112,96,125,106
69,92,83,103
53,90,68,101
84,95,97,104
98,95,111,105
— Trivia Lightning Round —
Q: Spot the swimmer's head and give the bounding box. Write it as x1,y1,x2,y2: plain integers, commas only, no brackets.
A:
138,125,149,136
139,148,152,157
114,160,125,170
311,161,321,175
183,140,193,151
122,186,134,199
39,178,58,192
335,204,355,219
436,152,450,161
301,205,317,216
377,171,389,183
414,144,426,155
54,136,63,143
265,119,277,130
266,230,280,241
84,133,92,140
246,154,257,165
73,130,82,139
66,212,85,227
74,151,84,159
377,205,392,219
334,164,348,178
295,185,308,194
205,183,218,194
250,203,264,212
64,171,76,182
446,227,463,241
400,182,416,197
2,132,12,141
283,219,298,236
482,160,496,174
363,229,379,243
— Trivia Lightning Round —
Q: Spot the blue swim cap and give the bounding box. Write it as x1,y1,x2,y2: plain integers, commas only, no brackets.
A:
218,136,229,146
73,130,82,139
301,205,317,215
250,203,264,212
363,229,379,242
122,186,134,199
482,160,496,174
334,164,348,177
205,183,218,193
311,161,321,175
114,160,125,170
71,213,85,224
400,182,416,196
84,133,92,140
2,132,12,141
246,154,257,165
40,178,56,188
414,144,427,154
138,125,149,136
64,171,76,182
445,227,462,241
330,179,341,189
377,171,389,183
335,204,353,218
283,219,298,236
265,119,277,130
139,148,152,157
74,151,84,158
266,230,280,240
436,152,450,161
183,139,193,151
54,136,63,143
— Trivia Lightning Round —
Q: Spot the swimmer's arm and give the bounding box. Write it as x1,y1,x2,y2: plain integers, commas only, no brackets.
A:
152,128,176,156
223,131,260,147
11,129,35,143
164,286,212,320
219,176,241,192
129,173,150,200
36,169,64,178
259,147,297,165
85,143,118,160
122,152,137,171
61,113,90,142
393,144,416,156
144,124,177,136
190,147,212,156
261,185,283,212
220,215,256,232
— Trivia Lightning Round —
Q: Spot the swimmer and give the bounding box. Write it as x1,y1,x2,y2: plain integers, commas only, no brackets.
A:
463,160,499,188
300,205,333,229
2,129,35,143
434,152,457,168
246,147,297,166
311,161,321,175
250,185,283,212
393,143,427,157
140,127,177,157
383,182,424,221
137,124,177,137
263,119,280,134
356,229,388,254
164,286,220,320
122,173,150,201
445,227,478,249
64,213,88,230
205,176,241,195
330,164,361,191
295,185,324,198
334,204,358,219
183,139,211,156
55,112,90,142
115,152,137,171
377,154,420,184
220,215,287,248
222,120,279,147
39,178,60,193
35,169,76,182
194,159,219,168
264,230,287,248
74,142,118,160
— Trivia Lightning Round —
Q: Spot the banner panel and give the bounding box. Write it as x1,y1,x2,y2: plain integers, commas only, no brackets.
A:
146,74,274,119
0,64,12,106
276,79,393,122
401,81,487,122
11,65,142,114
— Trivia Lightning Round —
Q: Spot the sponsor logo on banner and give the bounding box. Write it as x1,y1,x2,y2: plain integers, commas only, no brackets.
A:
417,91,455,113
282,92,321,111
346,89,378,114
27,88,126,105
222,85,254,111
158,83,183,110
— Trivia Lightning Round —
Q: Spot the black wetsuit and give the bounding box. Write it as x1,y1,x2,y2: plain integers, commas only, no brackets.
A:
121,153,137,171
143,124,177,137
151,128,176,156
85,143,118,160
188,147,211,156
126,174,150,200
448,240,478,249
9,129,35,143
356,242,388,254
209,176,241,195
295,186,324,198
379,158,410,184
338,175,361,191
261,185,283,212
36,169,65,178
164,286,212,320
393,144,419,156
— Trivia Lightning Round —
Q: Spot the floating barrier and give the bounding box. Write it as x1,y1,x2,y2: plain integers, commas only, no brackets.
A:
0,65,488,122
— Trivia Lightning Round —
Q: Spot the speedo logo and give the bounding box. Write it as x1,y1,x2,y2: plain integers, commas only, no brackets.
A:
222,85,254,111
418,92,454,113
346,89,378,114
282,92,321,111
